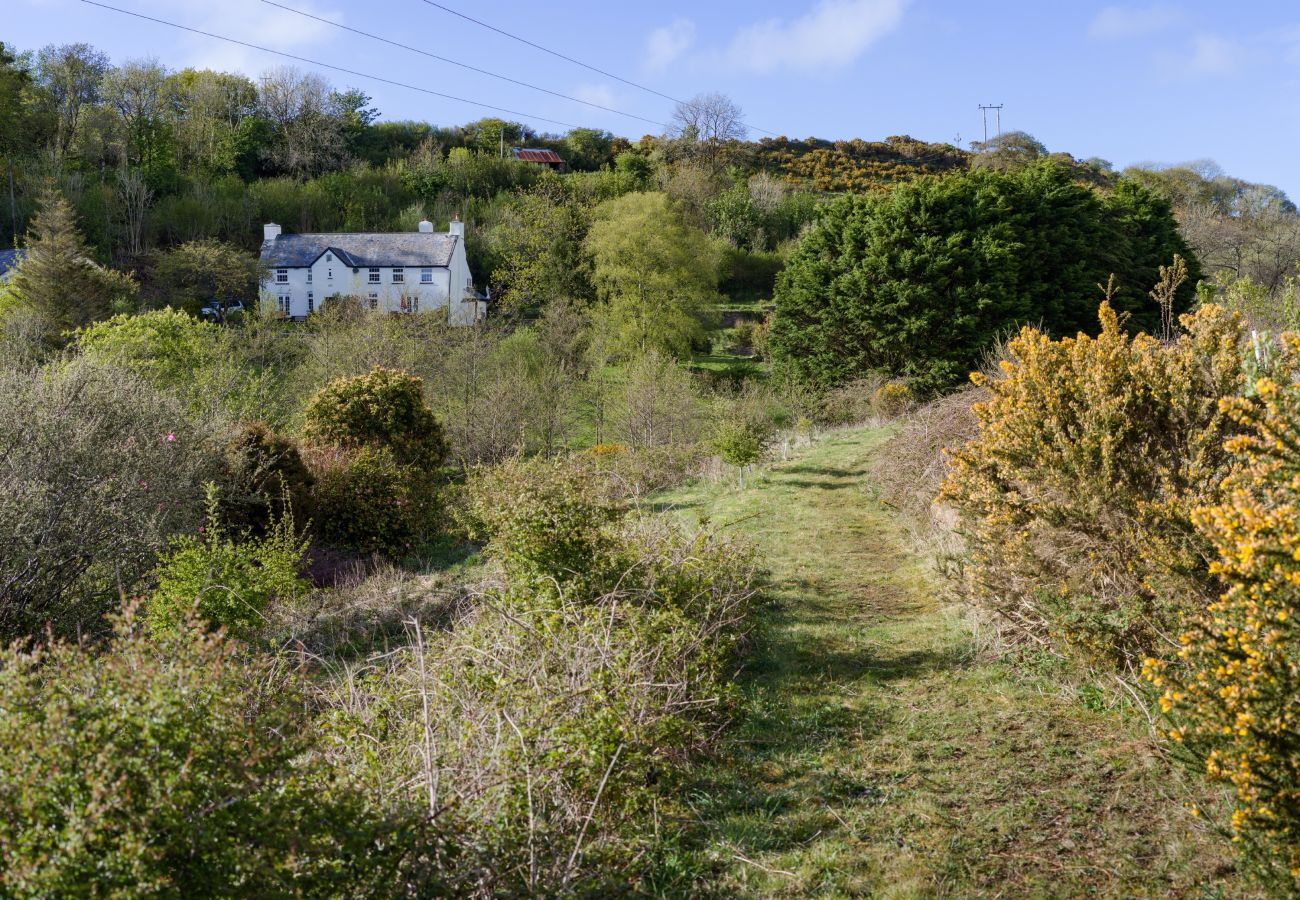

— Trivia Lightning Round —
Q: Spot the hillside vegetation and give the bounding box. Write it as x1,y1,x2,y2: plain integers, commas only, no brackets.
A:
4,32,1300,899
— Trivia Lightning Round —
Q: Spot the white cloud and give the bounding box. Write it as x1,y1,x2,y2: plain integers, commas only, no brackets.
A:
721,0,908,74
573,83,618,110
644,18,696,72
1186,33,1243,75
125,0,342,75
1087,5,1183,40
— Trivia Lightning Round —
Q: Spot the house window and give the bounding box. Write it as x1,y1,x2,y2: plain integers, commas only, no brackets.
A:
277,295,290,315
411,297,419,312
275,268,288,284
307,292,314,313
420,267,433,283
325,253,332,262
368,291,378,310
327,268,333,279
368,267,380,284
392,267,405,284
306,270,312,283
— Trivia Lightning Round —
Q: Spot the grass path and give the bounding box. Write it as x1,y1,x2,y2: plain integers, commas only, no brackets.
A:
654,426,1240,898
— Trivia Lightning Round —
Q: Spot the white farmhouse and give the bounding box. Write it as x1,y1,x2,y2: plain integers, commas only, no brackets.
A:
259,217,485,324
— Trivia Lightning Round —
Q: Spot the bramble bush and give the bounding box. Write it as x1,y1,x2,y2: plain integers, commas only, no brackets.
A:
148,487,310,640
941,300,1261,667
303,366,448,468
1145,366,1300,891
324,515,758,894
0,608,452,897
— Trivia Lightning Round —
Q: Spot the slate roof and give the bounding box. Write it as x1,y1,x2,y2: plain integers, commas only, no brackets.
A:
260,232,457,268
0,248,25,279
513,148,565,165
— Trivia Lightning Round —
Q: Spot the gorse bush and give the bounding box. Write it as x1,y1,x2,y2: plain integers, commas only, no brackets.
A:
0,609,450,897
460,454,621,595
941,301,1259,667
0,359,219,641
1145,368,1300,890
312,447,441,557
148,487,310,640
220,420,315,535
304,366,448,468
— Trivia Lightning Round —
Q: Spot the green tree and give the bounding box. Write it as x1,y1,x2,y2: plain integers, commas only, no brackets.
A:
484,187,591,313
33,43,109,158
769,162,1200,393
153,238,261,316
584,192,720,359
2,189,138,347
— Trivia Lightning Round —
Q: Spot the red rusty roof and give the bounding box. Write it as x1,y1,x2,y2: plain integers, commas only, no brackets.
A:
512,148,565,164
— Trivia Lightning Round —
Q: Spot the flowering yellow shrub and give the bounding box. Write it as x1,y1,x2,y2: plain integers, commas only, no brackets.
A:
1146,361,1300,889
941,302,1251,666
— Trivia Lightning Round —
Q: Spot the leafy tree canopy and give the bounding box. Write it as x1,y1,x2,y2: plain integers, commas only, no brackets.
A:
768,161,1200,393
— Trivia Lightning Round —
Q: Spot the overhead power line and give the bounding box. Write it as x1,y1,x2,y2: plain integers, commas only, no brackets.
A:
75,0,585,130
415,0,779,138
258,0,671,131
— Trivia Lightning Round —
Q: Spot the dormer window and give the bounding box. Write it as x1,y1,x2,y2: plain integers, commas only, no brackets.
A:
275,268,288,284
368,267,380,283
392,267,405,284
421,267,433,283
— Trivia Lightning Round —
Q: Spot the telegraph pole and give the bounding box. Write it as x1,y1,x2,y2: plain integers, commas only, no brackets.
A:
978,103,1004,143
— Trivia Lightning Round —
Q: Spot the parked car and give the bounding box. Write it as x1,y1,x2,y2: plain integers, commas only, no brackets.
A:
199,299,245,321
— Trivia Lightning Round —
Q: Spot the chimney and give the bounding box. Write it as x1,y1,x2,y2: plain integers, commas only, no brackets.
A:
263,222,281,242
448,213,464,238
417,218,434,234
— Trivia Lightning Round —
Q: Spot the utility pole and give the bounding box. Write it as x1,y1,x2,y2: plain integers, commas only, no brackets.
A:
978,103,1004,143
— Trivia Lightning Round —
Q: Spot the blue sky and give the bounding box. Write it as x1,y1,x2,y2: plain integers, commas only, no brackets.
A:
7,0,1300,196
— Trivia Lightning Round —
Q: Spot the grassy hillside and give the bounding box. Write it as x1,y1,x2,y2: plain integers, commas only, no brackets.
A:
651,426,1243,896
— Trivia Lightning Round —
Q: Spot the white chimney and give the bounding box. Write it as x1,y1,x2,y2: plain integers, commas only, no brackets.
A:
263,222,281,242
448,213,464,238
418,218,434,234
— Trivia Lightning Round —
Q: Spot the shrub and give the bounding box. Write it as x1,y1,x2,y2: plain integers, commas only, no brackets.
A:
220,421,315,535
940,302,1256,667
323,519,758,894
312,447,441,557
1145,369,1300,890
769,162,1199,393
871,381,915,418
0,359,219,641
304,366,449,468
0,609,449,897
148,488,310,640
711,418,771,487
460,455,621,595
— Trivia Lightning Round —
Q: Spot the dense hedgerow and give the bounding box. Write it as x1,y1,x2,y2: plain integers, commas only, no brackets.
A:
0,609,454,897
459,455,622,595
941,301,1260,667
1146,366,1300,890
